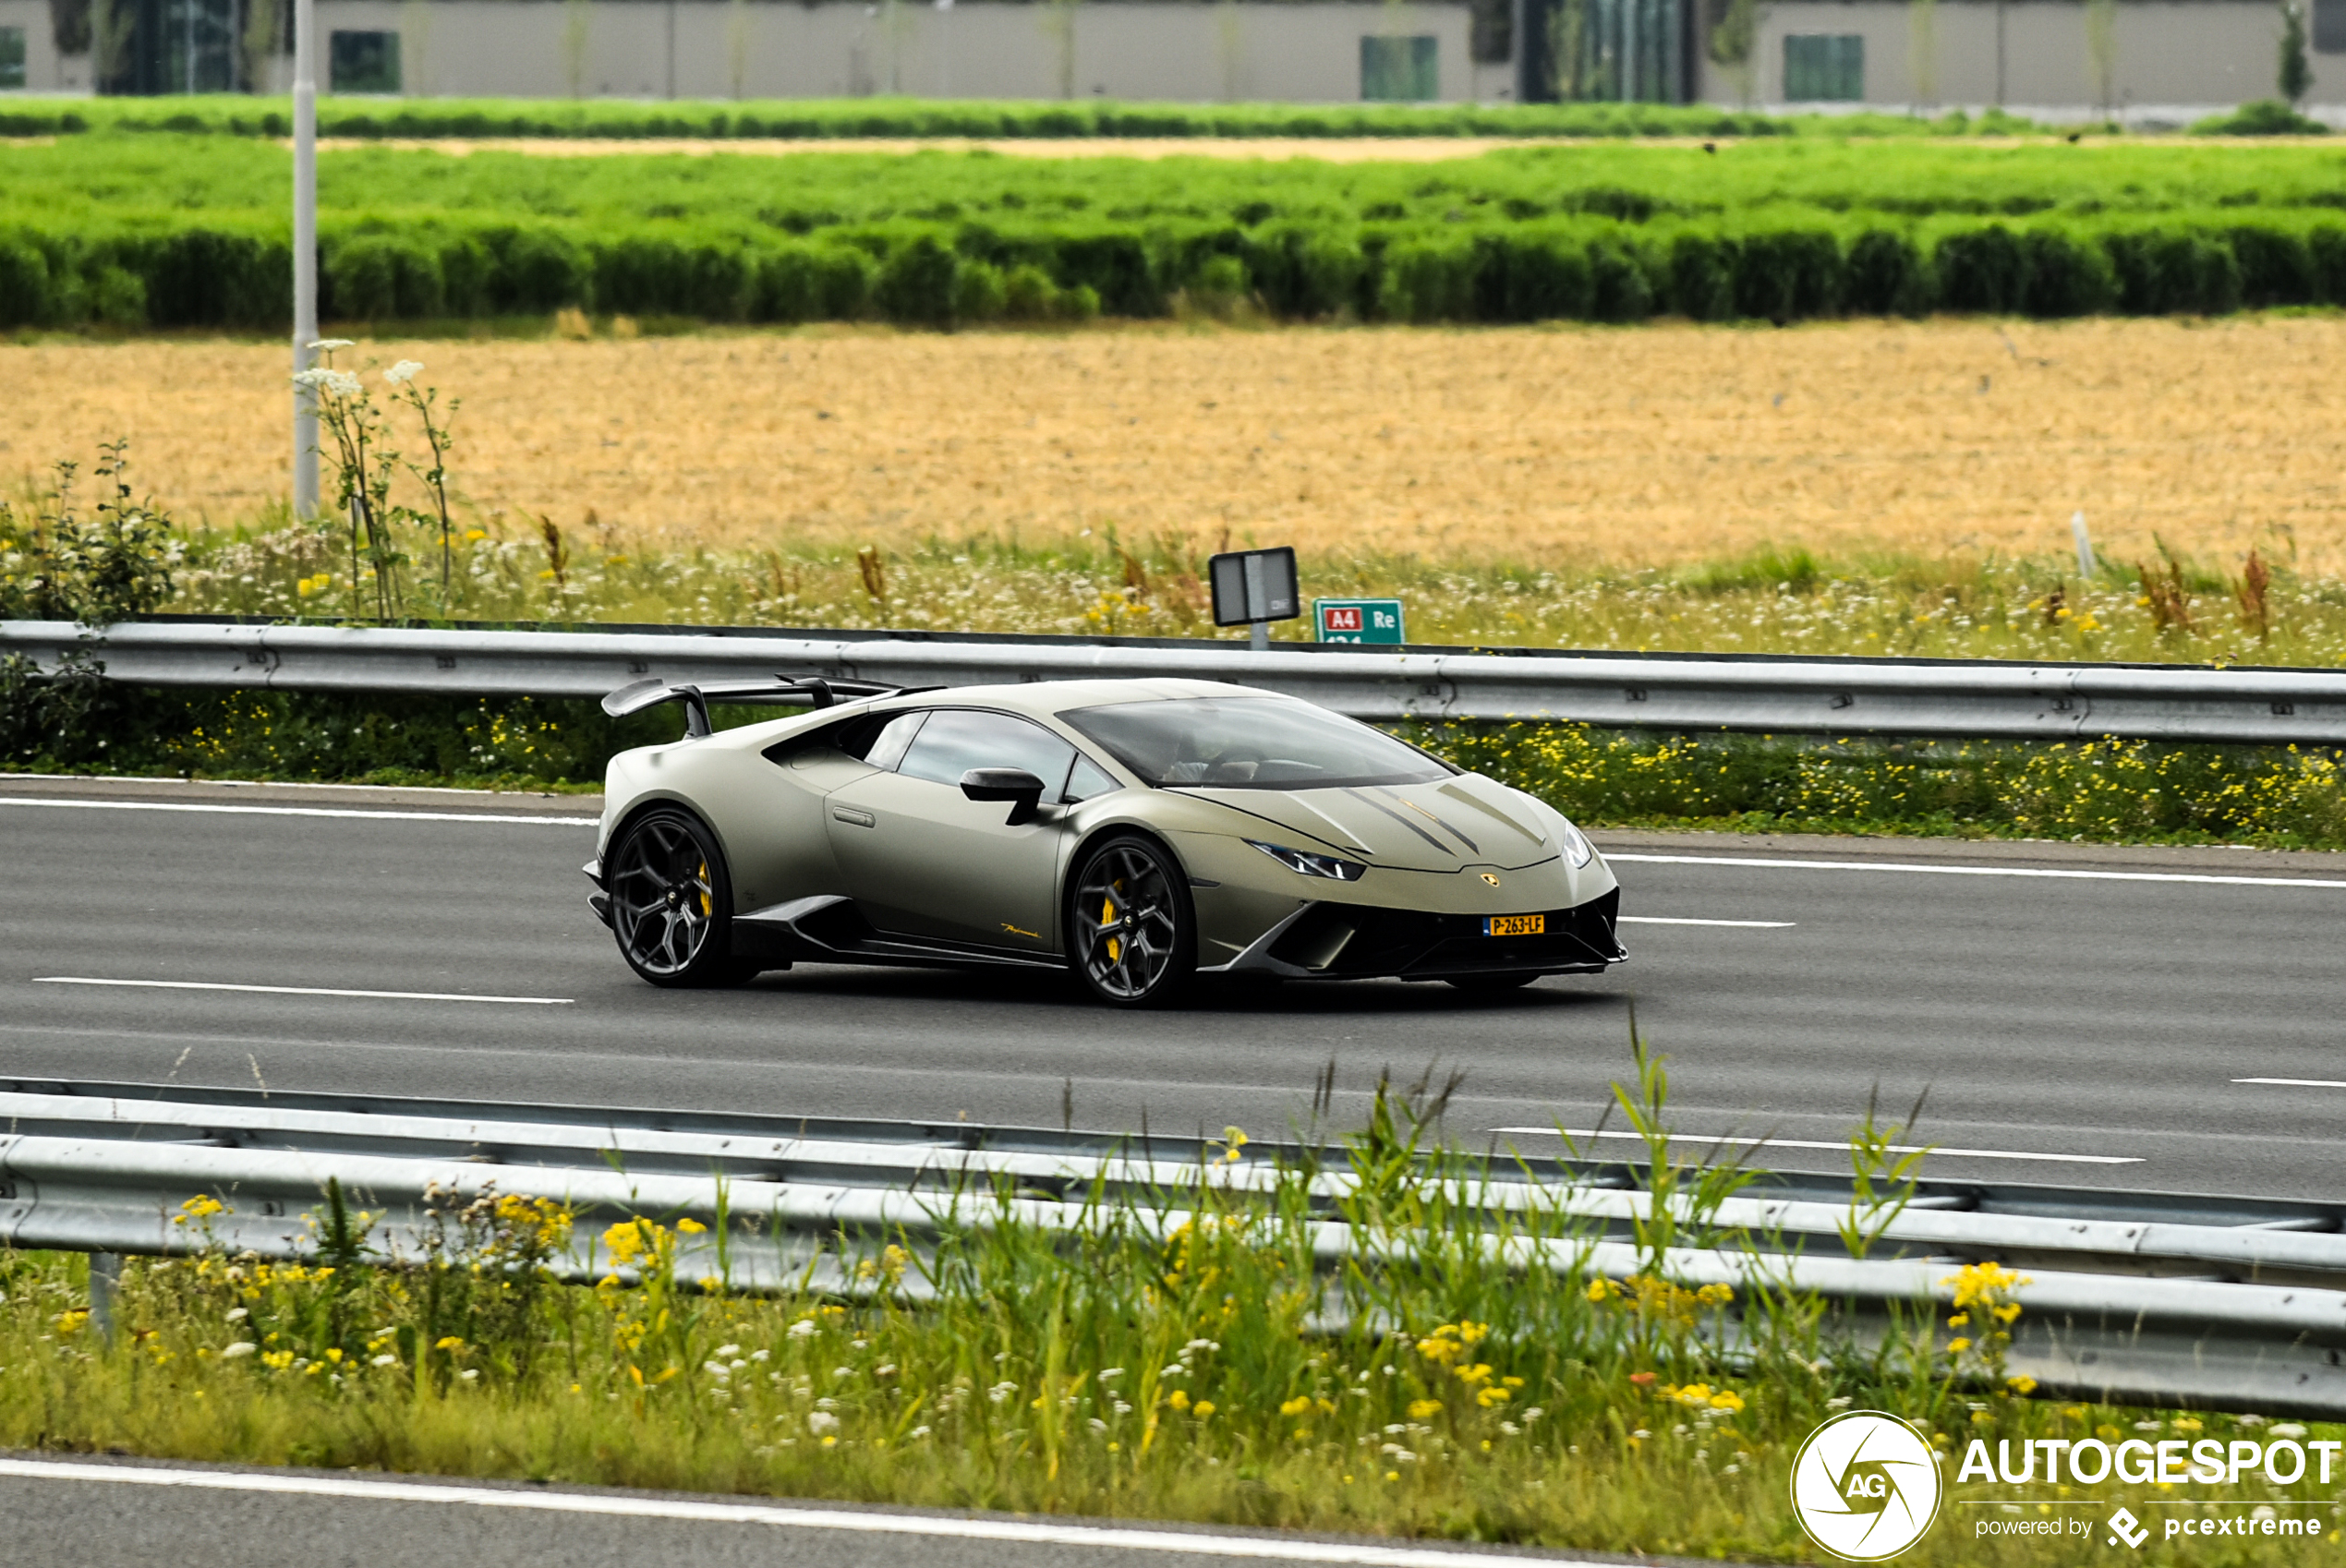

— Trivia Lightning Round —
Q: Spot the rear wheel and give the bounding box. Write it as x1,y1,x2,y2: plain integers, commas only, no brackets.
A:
1445,971,1541,993
606,807,757,988
1068,835,1196,1008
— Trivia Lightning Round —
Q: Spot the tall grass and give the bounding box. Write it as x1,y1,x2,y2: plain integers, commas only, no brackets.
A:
160,519,2346,670
1,1061,2327,1562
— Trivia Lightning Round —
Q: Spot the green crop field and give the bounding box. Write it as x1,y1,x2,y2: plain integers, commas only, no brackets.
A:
0,91,1989,142
5,127,2346,331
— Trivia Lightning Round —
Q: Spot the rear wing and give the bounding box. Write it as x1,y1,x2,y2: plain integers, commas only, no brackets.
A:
600,674,910,740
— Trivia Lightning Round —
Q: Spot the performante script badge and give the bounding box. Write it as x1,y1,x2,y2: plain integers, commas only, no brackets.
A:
1789,1411,1943,1562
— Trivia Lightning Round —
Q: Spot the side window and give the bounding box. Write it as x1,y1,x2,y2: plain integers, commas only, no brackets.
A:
898,709,1076,793
864,711,929,773
1064,754,1120,803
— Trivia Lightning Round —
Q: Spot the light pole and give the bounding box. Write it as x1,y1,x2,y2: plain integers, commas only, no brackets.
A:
292,0,319,517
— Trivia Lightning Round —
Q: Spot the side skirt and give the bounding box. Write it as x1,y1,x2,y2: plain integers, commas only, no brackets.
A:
734,896,1069,974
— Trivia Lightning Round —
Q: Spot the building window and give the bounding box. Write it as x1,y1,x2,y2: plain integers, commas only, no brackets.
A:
0,25,26,90
1361,35,1437,102
2316,0,2346,54
1783,33,1864,101
330,30,402,93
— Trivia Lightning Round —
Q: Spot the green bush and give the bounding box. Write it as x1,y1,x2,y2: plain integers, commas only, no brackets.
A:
2191,98,2329,136
876,234,961,327
10,129,2346,331
951,257,1008,323
326,234,445,320
0,235,53,327
1843,229,1933,315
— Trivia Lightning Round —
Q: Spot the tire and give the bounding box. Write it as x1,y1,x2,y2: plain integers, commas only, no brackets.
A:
1067,833,1197,1008
605,806,758,988
1445,971,1541,993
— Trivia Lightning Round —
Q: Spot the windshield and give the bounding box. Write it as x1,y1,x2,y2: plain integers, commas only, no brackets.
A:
1060,697,1453,790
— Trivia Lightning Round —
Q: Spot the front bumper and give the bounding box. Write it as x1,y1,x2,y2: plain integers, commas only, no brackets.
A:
1211,887,1625,981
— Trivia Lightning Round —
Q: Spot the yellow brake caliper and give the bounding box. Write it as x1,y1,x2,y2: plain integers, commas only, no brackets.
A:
696,861,712,918
1102,886,1120,962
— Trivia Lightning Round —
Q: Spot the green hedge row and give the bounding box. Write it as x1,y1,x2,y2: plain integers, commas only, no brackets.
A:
0,94,1828,143
8,211,2344,330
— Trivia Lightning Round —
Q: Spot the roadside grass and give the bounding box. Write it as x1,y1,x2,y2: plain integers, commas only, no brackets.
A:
162,521,2346,669
0,1074,2329,1563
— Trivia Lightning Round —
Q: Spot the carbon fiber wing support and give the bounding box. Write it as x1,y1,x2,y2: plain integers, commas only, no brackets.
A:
599,674,908,739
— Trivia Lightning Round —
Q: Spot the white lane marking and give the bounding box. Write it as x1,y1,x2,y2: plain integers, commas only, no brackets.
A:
2235,1077,2346,1090
0,796,596,826
1617,916,1795,928
35,978,573,1007
0,1457,1595,1566
1489,1127,2140,1164
1607,852,2346,889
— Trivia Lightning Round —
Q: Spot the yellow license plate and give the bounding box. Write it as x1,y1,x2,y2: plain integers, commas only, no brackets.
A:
1485,914,1544,937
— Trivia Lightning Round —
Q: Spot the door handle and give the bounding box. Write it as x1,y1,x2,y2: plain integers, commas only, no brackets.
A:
831,807,876,828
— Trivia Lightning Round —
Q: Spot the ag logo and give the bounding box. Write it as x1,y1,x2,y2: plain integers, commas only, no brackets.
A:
1480,873,1501,887
1789,1411,1942,1561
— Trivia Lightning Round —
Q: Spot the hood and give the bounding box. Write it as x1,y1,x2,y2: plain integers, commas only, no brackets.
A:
1180,774,1556,874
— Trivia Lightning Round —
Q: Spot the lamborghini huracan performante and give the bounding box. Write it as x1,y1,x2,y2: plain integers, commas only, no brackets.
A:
585,676,1625,1007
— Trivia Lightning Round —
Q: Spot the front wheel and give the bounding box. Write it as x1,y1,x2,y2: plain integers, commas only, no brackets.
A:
606,807,757,988
1067,834,1196,1008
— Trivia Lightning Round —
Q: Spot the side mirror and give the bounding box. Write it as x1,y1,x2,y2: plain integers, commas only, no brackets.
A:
960,767,1047,826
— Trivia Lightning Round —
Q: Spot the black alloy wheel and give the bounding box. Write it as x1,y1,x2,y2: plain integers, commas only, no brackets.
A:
1068,834,1196,1008
1445,971,1542,993
607,807,756,988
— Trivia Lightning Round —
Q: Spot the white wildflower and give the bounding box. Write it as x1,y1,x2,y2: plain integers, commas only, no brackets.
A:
787,1320,816,1339
224,1307,248,1321
806,1410,840,1434
307,338,356,351
713,1344,742,1358
221,1342,257,1358
383,360,424,385
371,1354,397,1368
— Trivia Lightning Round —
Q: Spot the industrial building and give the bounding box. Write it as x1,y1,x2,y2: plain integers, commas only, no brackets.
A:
1,0,2338,117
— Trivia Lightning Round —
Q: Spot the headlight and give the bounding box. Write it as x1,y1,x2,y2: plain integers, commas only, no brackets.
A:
1558,817,1596,869
1246,840,1368,881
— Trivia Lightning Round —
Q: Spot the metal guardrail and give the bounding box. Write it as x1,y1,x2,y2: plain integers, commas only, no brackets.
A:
6,1079,2346,1416
8,617,2346,742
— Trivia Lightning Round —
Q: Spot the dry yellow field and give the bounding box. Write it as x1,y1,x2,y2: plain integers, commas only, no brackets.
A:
6,316,2340,572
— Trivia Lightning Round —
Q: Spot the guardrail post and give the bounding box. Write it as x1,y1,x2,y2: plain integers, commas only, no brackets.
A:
87,1252,121,1340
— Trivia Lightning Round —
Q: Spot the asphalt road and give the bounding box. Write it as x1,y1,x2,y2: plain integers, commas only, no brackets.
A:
6,773,2346,1201
0,1455,1627,1568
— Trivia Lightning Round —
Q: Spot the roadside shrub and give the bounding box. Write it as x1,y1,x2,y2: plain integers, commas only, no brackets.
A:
1664,233,1735,320
2225,223,2317,307
484,225,594,312
325,235,445,320
2106,228,2243,315
2018,227,2117,316
1844,229,1933,316
1732,228,1844,322
1588,241,1655,321
876,234,961,327
1497,233,1598,322
1933,224,2026,313
1376,235,1477,322
951,258,1008,324
0,235,53,327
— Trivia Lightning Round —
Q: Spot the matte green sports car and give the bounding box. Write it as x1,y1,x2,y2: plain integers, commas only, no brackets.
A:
586,675,1624,1007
